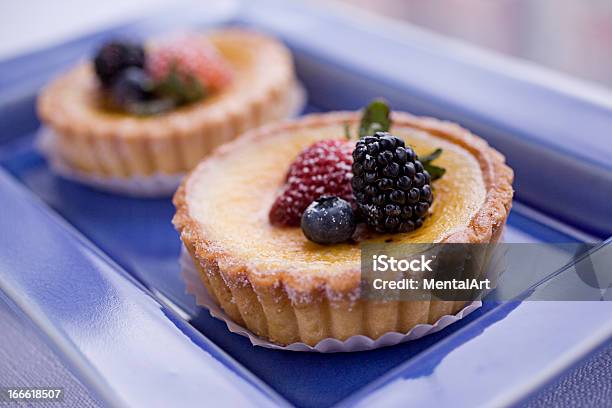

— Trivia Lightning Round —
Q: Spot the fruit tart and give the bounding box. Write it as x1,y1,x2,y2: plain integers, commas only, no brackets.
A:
173,101,513,346
37,29,298,178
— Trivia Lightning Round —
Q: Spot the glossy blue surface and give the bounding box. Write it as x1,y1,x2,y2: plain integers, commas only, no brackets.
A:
0,1,611,407
345,301,612,407
0,169,286,408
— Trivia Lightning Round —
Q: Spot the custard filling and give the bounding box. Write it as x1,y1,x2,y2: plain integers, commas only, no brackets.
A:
187,123,486,272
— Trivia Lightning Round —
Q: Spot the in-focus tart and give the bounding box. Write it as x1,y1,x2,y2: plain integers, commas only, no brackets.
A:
173,111,513,346
37,29,297,178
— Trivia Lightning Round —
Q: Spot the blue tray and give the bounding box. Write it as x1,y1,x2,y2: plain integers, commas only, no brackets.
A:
1,1,611,407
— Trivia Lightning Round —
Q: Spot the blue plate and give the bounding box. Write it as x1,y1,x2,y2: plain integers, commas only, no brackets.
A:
0,1,611,407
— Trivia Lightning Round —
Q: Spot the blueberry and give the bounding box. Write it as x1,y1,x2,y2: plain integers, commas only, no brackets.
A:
94,40,145,87
110,67,155,108
301,196,356,245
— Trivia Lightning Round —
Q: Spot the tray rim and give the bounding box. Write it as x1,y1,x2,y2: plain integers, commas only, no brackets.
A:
0,167,291,408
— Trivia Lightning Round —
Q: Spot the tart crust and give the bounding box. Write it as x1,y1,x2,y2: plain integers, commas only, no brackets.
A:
173,112,514,346
37,29,297,177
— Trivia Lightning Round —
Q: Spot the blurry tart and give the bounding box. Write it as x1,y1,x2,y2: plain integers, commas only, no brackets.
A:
37,29,297,178
173,111,513,346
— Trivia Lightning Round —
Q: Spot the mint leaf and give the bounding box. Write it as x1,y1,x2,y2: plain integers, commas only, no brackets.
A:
420,148,442,163
155,64,206,105
359,99,391,138
423,163,446,180
420,148,446,181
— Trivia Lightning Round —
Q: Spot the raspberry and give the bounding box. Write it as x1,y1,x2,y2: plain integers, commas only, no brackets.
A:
147,37,233,93
269,140,354,226
352,132,433,233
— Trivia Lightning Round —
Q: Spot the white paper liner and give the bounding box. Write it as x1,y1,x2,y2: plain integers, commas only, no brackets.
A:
179,246,484,352
36,127,183,198
36,83,307,198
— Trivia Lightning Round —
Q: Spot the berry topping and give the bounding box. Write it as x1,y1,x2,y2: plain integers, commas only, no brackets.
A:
107,68,174,115
110,67,155,107
147,37,233,103
269,140,354,226
94,40,145,88
351,131,434,234
301,196,356,244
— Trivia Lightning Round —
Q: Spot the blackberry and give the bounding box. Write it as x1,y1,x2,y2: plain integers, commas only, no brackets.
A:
351,131,433,233
94,40,146,87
